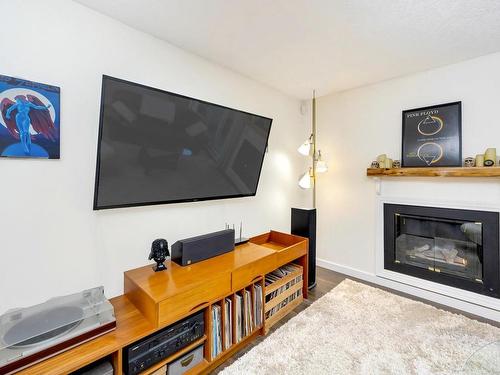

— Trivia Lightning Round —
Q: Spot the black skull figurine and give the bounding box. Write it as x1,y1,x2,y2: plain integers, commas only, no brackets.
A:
149,239,169,272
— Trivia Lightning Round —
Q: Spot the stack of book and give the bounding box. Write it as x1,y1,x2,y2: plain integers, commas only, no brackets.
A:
211,304,223,359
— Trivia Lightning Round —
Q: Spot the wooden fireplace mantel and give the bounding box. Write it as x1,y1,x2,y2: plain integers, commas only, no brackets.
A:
367,166,500,178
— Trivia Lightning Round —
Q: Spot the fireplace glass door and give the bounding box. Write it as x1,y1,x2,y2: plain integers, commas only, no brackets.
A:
385,204,499,298
394,214,483,284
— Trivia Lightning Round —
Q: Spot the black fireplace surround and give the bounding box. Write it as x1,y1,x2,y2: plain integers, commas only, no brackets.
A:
384,204,500,298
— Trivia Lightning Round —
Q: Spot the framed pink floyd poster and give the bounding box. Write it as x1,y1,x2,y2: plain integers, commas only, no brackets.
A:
402,102,461,167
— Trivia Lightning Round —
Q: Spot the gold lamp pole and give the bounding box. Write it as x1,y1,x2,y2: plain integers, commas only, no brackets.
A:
312,90,317,208
297,90,327,205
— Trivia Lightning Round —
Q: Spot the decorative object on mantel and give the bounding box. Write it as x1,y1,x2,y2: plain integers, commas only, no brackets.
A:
298,90,328,208
476,154,485,167
402,102,462,167
464,157,475,167
484,148,496,167
371,154,398,169
367,166,500,178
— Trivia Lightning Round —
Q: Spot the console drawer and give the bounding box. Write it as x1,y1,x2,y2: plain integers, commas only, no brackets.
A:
275,241,307,265
232,253,276,291
158,273,230,326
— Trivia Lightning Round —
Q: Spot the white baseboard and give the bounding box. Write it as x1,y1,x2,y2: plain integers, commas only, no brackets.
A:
317,258,378,283
316,258,500,322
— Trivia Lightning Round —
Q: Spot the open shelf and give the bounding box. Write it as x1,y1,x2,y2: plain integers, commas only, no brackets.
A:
184,359,210,375
139,335,207,375
367,166,500,178
196,330,261,373
209,280,264,362
264,263,303,333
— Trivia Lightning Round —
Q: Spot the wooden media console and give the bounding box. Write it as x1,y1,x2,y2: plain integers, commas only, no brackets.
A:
15,231,308,375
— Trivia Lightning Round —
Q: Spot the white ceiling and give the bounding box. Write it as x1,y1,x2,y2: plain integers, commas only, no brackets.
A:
75,0,500,99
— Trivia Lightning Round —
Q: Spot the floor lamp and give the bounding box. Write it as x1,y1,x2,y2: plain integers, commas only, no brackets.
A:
298,90,328,207
295,91,327,289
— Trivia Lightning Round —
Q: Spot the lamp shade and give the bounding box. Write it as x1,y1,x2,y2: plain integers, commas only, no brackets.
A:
316,159,328,173
298,139,312,156
298,170,312,189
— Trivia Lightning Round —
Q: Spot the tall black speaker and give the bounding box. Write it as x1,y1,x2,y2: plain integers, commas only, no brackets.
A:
291,208,317,289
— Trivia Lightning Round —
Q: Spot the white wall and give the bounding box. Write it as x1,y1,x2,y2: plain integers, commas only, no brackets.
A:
0,0,309,312
316,52,500,279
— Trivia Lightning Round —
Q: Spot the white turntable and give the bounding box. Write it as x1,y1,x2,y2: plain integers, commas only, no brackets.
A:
0,286,116,374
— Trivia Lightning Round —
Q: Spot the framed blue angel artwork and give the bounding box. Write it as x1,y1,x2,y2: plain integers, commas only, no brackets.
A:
0,75,60,159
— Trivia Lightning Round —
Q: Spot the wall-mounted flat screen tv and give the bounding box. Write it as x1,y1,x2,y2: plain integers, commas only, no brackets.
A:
93,76,272,210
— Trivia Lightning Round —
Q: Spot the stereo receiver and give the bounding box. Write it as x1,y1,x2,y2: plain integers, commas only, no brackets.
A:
123,311,204,375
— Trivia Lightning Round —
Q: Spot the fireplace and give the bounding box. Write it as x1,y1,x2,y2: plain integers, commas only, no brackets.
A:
384,204,500,298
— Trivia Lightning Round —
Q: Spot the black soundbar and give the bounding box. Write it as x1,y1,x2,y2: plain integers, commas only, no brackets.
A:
171,229,235,266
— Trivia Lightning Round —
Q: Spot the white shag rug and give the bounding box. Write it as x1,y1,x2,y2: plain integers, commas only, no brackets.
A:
220,279,500,375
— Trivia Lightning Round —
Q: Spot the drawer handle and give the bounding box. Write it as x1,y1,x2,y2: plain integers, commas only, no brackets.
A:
181,354,195,367
190,302,208,311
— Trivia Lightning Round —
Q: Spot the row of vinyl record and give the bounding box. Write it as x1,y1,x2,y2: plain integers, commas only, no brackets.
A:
265,288,302,320
211,283,263,359
264,263,303,303
264,263,303,320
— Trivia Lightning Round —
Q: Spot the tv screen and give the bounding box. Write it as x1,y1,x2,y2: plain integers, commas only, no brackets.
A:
93,76,272,210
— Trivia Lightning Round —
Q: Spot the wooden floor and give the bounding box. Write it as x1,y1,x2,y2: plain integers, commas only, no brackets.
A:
212,266,500,373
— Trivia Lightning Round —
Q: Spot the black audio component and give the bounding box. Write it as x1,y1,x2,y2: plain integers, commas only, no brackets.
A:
171,229,235,266
291,208,317,289
123,311,204,375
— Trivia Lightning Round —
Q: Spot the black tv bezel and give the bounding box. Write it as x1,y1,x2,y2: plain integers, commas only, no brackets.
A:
93,75,273,210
